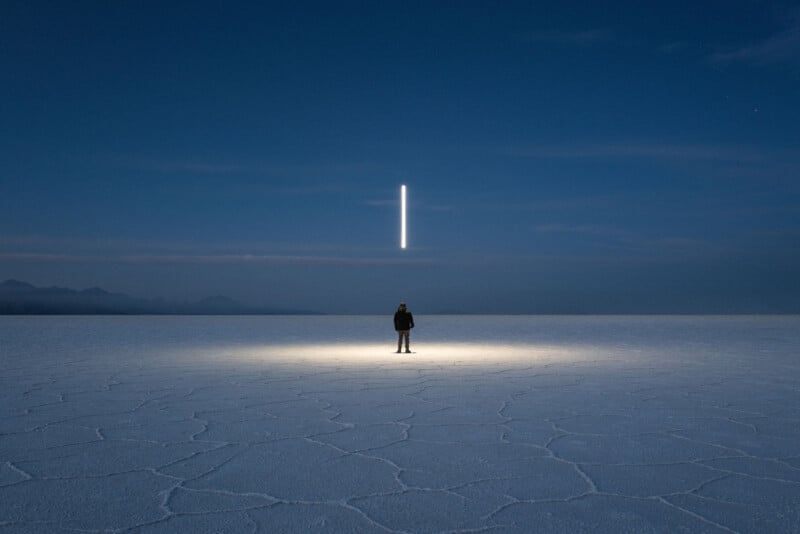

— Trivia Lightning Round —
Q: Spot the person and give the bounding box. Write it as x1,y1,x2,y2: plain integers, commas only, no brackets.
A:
393,302,414,353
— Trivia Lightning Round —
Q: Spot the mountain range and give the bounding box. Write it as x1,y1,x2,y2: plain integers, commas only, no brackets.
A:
0,280,315,315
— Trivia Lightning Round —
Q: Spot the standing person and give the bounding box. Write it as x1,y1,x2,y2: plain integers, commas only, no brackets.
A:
394,302,414,353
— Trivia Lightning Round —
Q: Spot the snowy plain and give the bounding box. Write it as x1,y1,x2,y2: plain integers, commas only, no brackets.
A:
1,315,799,533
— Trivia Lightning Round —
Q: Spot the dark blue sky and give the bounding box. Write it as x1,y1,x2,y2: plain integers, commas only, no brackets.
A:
2,1,799,313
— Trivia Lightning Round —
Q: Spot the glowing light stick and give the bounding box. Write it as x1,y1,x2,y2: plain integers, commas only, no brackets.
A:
401,185,407,249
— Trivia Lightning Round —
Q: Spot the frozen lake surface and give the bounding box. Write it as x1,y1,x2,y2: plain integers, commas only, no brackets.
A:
1,315,799,533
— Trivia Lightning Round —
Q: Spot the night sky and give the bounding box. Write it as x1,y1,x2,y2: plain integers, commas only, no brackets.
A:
2,2,799,314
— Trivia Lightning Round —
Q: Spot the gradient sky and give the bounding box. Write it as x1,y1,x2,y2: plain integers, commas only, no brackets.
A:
2,1,799,314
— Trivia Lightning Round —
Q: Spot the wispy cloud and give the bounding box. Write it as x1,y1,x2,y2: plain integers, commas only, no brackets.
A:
531,224,631,237
152,162,253,175
0,234,429,264
502,141,800,185
541,232,742,262
0,252,433,266
657,41,690,54
364,198,456,213
131,156,384,179
521,28,613,46
528,223,761,262
0,234,205,253
364,199,396,207
502,142,768,164
709,9,800,65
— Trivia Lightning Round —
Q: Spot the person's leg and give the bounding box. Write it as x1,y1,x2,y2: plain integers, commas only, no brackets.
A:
397,331,403,352
404,331,410,352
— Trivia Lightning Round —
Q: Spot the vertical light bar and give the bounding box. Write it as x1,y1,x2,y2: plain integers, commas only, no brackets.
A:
400,184,407,249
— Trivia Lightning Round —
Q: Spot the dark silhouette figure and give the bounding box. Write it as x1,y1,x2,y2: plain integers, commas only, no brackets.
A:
394,302,414,353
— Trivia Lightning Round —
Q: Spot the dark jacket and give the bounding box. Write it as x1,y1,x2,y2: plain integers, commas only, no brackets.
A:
394,309,414,331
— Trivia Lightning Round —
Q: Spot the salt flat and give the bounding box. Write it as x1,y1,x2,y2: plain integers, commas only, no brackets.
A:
1,315,799,533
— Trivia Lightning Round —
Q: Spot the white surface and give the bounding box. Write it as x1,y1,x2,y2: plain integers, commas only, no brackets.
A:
1,315,799,533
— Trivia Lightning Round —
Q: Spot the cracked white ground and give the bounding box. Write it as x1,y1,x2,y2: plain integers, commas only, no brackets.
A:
1,315,799,533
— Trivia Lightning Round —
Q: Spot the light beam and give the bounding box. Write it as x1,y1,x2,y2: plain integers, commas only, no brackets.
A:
400,184,407,249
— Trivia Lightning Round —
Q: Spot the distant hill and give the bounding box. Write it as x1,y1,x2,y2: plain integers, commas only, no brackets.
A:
0,280,316,315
